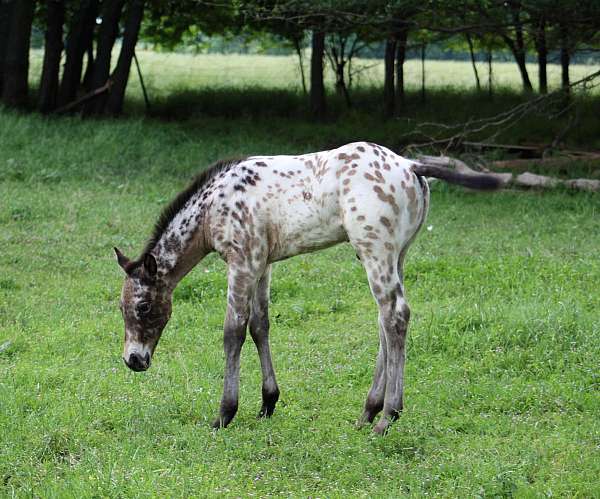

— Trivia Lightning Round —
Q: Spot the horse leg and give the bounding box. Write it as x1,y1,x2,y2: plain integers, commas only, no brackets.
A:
249,265,280,418
212,266,260,429
373,276,410,435
352,245,410,435
357,328,387,426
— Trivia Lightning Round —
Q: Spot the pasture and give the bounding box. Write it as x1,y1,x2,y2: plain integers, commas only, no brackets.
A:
28,49,598,96
1,52,600,496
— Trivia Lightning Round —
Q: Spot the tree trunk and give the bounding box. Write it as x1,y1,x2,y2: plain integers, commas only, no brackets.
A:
1,0,35,107
515,51,533,92
420,43,426,103
310,30,326,120
38,0,65,113
506,5,533,93
82,40,95,91
0,0,16,96
292,35,307,95
535,17,547,94
83,0,125,115
395,28,407,113
329,38,351,107
383,37,396,119
58,0,99,108
502,34,533,93
465,33,481,92
334,60,351,108
560,22,570,92
104,0,145,116
487,50,493,99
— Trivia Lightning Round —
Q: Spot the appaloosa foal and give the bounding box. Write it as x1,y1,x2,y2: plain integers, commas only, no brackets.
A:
114,142,498,434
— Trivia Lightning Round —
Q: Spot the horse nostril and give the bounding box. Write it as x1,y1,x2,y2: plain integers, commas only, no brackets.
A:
125,352,149,372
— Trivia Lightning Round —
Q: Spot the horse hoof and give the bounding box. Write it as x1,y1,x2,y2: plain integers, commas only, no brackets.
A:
373,419,390,435
257,404,275,419
211,415,232,429
355,412,373,429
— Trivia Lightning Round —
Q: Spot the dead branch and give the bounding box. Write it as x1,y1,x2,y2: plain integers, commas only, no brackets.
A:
416,154,600,192
491,156,600,170
54,80,112,114
403,68,600,154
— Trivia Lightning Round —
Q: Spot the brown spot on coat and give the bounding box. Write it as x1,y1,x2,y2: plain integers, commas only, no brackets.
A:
364,172,384,184
373,186,400,214
337,165,350,178
380,216,394,234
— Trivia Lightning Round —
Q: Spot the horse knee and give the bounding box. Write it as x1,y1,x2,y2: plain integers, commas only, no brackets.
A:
396,301,410,332
249,312,269,340
380,297,409,337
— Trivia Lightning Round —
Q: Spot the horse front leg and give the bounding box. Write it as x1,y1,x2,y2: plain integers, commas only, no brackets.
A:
212,267,257,429
249,265,280,418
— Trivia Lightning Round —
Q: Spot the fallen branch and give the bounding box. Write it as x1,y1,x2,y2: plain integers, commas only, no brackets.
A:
416,154,600,192
403,68,600,154
417,154,512,186
461,141,543,153
491,156,600,170
54,80,112,114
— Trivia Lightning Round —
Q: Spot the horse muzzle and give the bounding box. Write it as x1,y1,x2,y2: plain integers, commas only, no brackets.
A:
124,351,151,372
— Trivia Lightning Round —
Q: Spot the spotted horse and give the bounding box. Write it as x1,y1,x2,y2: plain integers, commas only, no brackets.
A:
114,141,499,435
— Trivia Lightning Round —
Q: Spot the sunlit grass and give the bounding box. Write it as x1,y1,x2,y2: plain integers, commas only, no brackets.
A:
28,48,598,99
1,108,599,496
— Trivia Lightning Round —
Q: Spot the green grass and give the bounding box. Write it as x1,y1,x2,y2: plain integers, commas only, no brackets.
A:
28,49,599,96
1,52,600,496
24,49,600,152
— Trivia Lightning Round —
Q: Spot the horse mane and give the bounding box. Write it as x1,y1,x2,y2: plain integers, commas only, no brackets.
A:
139,157,246,258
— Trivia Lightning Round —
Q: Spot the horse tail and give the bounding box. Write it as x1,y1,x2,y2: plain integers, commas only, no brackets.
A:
411,163,501,191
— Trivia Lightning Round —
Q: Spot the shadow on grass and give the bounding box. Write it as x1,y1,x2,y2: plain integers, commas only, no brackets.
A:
131,85,600,152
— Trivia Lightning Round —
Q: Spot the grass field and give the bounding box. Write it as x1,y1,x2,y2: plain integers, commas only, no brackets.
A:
28,49,598,96
1,52,600,496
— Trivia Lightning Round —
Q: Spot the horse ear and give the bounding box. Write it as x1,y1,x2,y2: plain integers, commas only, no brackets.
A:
143,253,157,277
114,247,131,272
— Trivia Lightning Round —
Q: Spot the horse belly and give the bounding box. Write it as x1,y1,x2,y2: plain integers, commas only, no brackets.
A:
267,193,346,262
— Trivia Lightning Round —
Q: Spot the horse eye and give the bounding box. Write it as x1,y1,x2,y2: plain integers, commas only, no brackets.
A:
137,302,152,316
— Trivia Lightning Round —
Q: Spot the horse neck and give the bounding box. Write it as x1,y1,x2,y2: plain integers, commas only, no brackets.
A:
153,202,212,289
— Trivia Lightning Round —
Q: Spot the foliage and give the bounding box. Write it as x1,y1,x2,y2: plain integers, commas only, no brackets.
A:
3,0,600,114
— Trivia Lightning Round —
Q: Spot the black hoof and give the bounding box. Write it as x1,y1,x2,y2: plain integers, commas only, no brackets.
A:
212,401,238,429
257,388,279,419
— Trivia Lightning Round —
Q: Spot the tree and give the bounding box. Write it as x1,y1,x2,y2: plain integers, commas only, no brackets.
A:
38,0,65,112
104,0,145,115
0,0,16,97
310,30,326,119
383,36,396,117
1,0,36,107
82,0,125,115
58,0,99,107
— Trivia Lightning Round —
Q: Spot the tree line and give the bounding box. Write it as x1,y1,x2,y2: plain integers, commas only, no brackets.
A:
0,0,599,118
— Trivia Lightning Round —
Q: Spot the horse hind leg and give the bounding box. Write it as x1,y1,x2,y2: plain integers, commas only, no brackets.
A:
357,328,387,426
353,244,410,435
372,282,409,435
249,265,280,418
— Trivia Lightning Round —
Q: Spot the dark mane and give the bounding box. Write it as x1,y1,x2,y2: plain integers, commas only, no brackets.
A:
139,157,246,258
